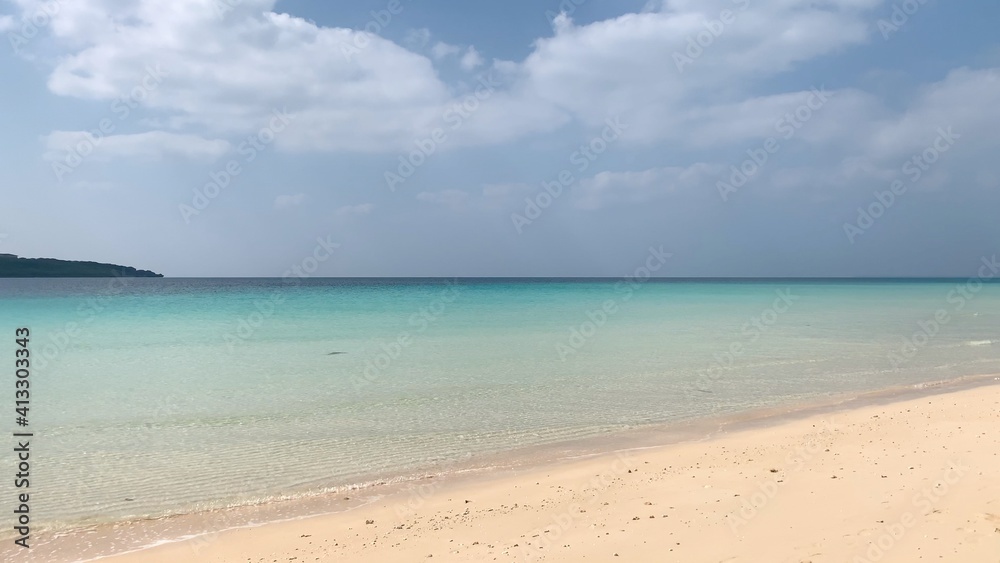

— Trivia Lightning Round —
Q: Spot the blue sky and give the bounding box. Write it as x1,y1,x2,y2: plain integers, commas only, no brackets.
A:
1,0,999,277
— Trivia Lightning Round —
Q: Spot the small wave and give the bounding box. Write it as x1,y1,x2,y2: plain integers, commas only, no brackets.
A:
965,340,997,347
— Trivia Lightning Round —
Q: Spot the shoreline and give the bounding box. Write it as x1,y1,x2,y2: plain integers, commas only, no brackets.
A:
8,372,1000,562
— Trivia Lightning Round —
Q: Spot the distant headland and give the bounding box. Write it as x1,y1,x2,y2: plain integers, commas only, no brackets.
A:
0,254,163,278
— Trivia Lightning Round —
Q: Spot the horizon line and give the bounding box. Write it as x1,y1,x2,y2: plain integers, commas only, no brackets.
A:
13,276,994,281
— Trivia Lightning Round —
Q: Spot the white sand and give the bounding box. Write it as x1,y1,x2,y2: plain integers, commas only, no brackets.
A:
94,382,1000,562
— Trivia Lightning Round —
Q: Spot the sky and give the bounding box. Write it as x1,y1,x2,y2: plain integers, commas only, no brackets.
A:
1,0,999,277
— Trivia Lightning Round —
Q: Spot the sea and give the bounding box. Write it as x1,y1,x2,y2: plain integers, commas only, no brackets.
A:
1,277,998,543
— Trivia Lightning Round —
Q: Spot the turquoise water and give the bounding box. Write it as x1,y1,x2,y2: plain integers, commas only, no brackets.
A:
1,278,999,530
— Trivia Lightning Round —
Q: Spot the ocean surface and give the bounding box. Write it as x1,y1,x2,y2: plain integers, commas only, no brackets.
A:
1,278,999,533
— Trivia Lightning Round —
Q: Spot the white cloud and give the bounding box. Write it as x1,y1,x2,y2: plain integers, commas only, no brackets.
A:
427,42,485,70
335,203,375,216
0,14,15,32
30,0,450,152
573,164,719,209
676,87,875,148
862,67,1000,159
43,131,230,161
274,193,306,208
17,0,886,155
771,68,1000,196
441,0,888,147
460,47,484,71
19,0,997,170
598,68,1000,203
403,28,431,49
511,0,879,139
431,41,461,59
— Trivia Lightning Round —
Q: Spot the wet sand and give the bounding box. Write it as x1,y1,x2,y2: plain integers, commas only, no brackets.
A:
70,377,1000,562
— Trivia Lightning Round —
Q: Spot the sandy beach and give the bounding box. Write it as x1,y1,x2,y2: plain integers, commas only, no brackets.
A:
83,380,1000,563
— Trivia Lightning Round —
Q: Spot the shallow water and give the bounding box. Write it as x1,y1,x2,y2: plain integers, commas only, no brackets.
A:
1,278,998,531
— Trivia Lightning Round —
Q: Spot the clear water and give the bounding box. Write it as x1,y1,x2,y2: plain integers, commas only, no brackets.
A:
1,278,998,531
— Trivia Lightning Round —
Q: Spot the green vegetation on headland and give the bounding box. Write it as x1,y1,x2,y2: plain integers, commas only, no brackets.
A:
0,254,163,278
